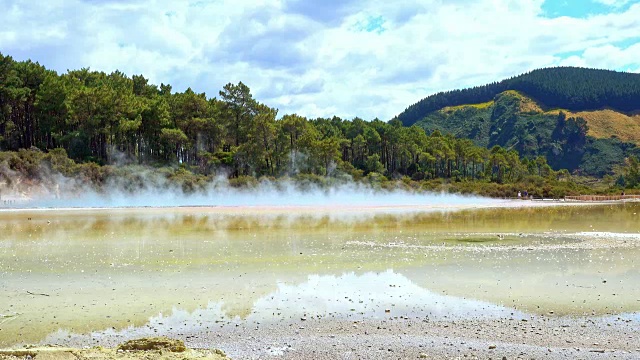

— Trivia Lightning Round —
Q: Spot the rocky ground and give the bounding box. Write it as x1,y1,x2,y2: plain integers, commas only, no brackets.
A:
35,314,639,359
206,316,639,359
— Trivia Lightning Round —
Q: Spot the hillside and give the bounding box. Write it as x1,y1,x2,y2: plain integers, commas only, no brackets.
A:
571,110,640,144
414,90,640,176
398,67,640,127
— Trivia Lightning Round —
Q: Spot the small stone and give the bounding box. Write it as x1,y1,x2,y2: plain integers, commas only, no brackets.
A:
117,337,186,353
419,353,428,358
214,349,226,357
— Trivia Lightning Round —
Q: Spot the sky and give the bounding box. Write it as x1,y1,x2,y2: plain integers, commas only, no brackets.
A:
1,0,639,120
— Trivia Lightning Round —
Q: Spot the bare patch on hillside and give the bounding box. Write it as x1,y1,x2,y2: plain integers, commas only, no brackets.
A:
500,90,544,114
572,110,640,144
441,100,494,114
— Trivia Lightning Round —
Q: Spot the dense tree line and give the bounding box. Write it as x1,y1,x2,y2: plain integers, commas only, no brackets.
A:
0,53,583,190
398,67,640,127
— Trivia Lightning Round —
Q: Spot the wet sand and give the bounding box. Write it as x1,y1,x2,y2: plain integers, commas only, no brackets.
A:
44,315,640,359
205,316,639,359
2,319,638,359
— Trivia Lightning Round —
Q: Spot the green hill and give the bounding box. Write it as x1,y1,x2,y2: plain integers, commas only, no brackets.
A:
396,67,640,176
397,67,640,127
413,90,640,176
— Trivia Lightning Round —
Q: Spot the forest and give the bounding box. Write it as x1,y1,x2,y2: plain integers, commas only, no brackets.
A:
398,67,640,127
0,53,638,198
414,90,640,176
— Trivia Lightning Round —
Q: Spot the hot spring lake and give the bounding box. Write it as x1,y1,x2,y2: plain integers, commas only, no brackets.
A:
1,202,639,347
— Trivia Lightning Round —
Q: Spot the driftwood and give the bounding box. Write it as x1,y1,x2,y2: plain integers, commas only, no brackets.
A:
26,290,50,297
0,313,22,324
0,313,20,318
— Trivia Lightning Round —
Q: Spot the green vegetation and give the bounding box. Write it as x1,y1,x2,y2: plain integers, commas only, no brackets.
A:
615,156,640,189
0,136,597,199
1,53,638,197
398,67,640,127
398,67,640,177
414,90,640,176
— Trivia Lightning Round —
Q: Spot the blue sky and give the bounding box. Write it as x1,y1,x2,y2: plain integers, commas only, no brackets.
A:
542,0,635,17
0,0,639,120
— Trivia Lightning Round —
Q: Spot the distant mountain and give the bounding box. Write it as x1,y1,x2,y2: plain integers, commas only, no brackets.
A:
409,89,640,176
397,67,640,127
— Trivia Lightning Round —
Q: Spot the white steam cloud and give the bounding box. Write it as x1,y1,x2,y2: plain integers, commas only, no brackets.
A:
17,180,499,210
0,161,501,210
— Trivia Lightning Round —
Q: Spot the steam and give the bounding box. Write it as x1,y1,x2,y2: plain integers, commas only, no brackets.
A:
12,181,499,210
0,162,501,210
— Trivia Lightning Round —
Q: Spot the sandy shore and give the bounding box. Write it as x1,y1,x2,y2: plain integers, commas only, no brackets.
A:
42,315,640,359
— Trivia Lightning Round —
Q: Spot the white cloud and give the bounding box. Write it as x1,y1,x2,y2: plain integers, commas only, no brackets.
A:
0,0,639,120
560,42,640,70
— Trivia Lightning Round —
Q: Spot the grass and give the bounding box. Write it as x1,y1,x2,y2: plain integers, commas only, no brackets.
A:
442,100,494,113
572,110,640,145
440,91,541,114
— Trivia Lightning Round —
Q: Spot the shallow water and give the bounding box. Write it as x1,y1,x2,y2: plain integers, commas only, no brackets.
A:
1,203,639,346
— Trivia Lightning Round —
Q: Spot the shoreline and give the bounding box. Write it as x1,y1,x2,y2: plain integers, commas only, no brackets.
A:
0,198,621,214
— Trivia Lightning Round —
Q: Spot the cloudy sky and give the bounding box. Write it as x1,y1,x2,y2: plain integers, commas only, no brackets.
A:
1,0,639,120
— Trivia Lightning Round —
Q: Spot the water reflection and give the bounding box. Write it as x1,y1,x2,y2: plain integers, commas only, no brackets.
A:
1,204,639,347
44,270,525,345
